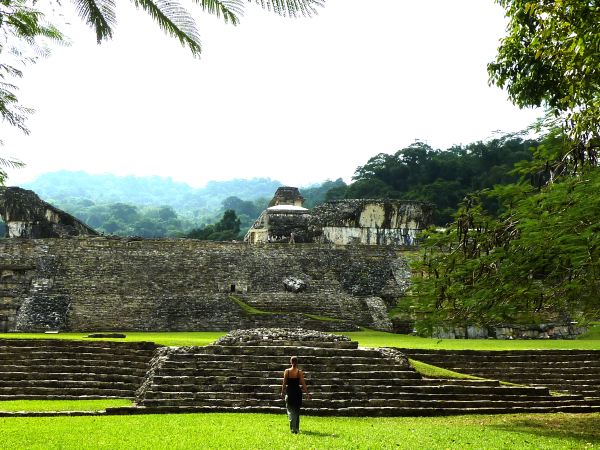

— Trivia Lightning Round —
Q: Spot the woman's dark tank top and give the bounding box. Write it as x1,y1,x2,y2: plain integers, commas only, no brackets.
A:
286,374,302,407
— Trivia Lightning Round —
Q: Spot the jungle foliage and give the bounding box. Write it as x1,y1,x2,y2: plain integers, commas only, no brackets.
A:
410,0,600,331
20,173,277,238
412,155,600,332
185,209,241,241
330,137,537,225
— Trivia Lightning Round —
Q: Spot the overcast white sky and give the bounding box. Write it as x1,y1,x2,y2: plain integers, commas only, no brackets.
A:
3,0,541,188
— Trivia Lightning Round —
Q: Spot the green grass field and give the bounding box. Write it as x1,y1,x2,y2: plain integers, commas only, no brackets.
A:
0,332,225,347
0,412,598,449
1,326,599,448
0,399,132,412
2,325,599,349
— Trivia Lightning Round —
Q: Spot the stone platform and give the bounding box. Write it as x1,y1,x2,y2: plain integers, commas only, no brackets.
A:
1,330,599,417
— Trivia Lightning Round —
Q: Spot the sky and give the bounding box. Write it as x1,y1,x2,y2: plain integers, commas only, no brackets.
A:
3,0,542,188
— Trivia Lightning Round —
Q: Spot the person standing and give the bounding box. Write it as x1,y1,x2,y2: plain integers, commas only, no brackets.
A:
280,356,311,434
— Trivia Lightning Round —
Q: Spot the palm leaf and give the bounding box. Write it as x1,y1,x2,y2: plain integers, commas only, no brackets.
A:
194,0,244,25
133,0,202,57
250,0,324,17
0,157,25,169
71,0,116,43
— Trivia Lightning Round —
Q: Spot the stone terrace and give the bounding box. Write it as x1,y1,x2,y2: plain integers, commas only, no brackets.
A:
0,339,158,400
1,332,599,416
401,349,600,400
132,329,600,416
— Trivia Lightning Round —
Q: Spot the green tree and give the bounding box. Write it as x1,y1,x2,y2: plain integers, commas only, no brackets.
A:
186,209,241,241
489,0,599,151
413,0,600,327
412,160,600,333
0,1,65,134
342,137,537,225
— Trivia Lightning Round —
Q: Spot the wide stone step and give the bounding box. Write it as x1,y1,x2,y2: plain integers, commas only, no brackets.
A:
152,361,421,379
0,352,153,364
402,349,600,357
0,371,142,383
158,360,397,372
419,379,500,387
151,369,421,381
491,376,600,384
123,404,600,416
137,397,593,410
525,383,600,392
0,339,157,351
0,363,150,375
0,380,139,390
141,389,581,402
147,376,424,388
143,381,507,396
203,345,385,358
426,360,600,369
405,353,600,363
144,378,549,396
0,394,130,401
0,387,134,397
447,364,600,376
165,353,387,365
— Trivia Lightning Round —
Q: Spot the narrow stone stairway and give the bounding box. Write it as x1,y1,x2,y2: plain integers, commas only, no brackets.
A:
133,330,600,416
0,339,158,399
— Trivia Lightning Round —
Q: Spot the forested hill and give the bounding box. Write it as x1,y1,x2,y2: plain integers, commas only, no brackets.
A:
22,171,281,212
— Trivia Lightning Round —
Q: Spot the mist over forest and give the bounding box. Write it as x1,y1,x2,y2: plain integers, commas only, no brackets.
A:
16,134,536,239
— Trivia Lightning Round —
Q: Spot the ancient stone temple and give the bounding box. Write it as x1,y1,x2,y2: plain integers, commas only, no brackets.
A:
0,186,420,333
245,187,312,244
0,187,98,238
245,187,433,246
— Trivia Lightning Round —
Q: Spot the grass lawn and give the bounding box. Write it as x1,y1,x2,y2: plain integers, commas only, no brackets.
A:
0,399,132,412
1,323,599,349
345,329,600,350
0,332,226,347
0,412,598,449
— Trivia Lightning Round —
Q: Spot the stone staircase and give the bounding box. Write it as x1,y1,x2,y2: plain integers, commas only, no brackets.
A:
133,331,600,416
0,339,158,400
401,349,600,400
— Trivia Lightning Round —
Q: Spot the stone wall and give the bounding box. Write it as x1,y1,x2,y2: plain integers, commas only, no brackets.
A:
0,238,410,332
310,200,433,245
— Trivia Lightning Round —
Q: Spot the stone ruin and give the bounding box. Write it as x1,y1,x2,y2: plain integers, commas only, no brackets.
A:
245,186,433,245
213,327,357,348
0,187,98,238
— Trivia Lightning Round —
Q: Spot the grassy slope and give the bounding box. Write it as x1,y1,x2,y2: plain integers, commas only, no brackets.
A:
0,413,598,449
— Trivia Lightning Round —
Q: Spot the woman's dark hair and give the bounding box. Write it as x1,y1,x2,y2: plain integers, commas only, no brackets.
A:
290,356,298,367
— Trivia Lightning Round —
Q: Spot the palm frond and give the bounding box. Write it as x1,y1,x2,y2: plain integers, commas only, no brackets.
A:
194,0,244,25
71,0,116,43
250,0,324,17
0,84,33,135
0,157,26,169
133,0,202,57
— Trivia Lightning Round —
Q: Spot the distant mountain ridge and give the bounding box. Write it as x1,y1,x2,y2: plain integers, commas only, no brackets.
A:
21,171,282,212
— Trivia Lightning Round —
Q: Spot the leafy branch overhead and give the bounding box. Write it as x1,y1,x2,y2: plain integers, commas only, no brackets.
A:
0,0,325,133
411,1,600,333
489,0,599,147
51,0,324,57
